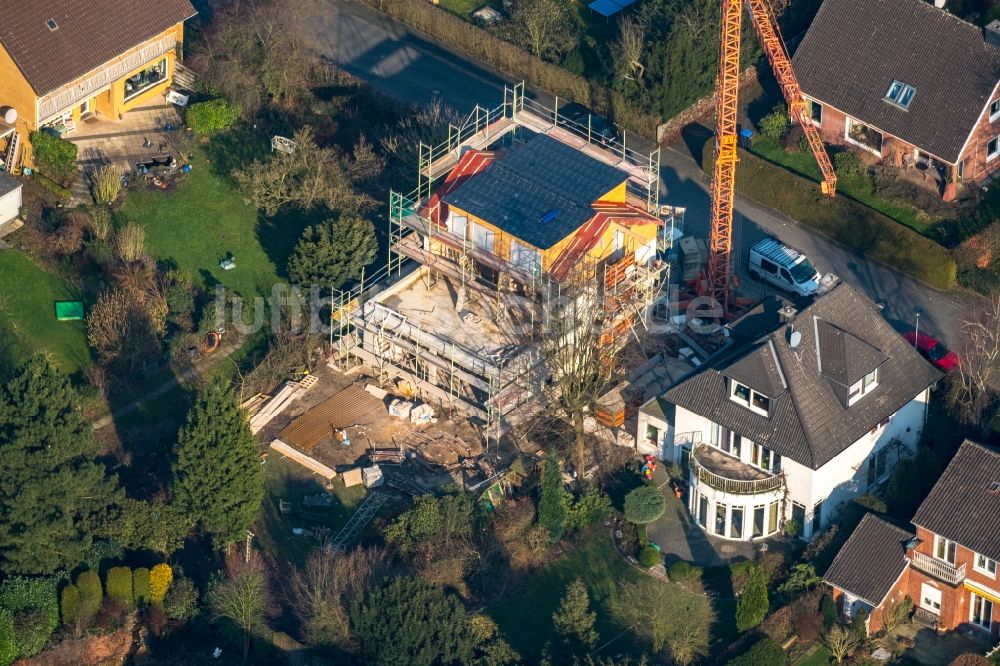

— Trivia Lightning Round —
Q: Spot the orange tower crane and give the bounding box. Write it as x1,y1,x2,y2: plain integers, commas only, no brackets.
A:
707,0,837,313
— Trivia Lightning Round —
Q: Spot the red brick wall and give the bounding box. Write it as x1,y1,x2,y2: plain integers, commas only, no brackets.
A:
959,90,1000,182
815,104,847,148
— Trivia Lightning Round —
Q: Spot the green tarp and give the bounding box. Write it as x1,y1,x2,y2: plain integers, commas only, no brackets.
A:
54,301,84,321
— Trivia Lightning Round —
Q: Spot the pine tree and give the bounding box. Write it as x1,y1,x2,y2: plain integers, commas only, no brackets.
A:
736,565,769,633
538,459,568,541
0,357,120,575
552,578,598,650
171,381,264,546
287,215,377,288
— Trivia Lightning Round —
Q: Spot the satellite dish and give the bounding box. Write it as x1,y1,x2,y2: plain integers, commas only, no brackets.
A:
789,330,802,350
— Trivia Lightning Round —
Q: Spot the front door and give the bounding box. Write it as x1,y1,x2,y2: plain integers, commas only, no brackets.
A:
921,583,942,615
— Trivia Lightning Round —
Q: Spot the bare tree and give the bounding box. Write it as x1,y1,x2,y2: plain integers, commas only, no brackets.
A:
945,294,1000,430
823,624,862,664
287,546,386,647
607,580,713,663
233,127,375,216
190,0,321,114
507,0,579,62
209,547,272,663
615,16,647,84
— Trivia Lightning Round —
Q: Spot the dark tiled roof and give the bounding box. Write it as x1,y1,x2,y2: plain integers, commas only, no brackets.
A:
824,513,913,606
792,0,1000,162
641,397,674,424
442,135,628,250
0,172,21,197
723,342,786,399
0,0,197,95
912,440,1000,561
664,283,942,469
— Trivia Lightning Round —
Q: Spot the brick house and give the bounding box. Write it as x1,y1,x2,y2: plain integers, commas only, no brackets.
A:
825,441,1000,639
0,0,196,173
792,0,1000,199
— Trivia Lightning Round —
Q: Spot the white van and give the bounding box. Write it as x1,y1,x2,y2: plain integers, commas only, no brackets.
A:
747,238,821,297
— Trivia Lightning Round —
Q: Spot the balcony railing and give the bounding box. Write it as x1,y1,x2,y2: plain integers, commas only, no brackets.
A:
38,35,177,122
910,551,966,585
689,446,784,495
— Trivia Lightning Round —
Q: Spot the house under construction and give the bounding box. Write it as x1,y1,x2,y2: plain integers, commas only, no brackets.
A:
335,85,672,443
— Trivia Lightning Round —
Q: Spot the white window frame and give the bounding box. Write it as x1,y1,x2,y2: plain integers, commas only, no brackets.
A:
991,99,1000,122
921,583,942,614
510,239,541,276
970,591,994,631
446,211,468,239
123,57,168,102
989,136,1000,162
975,553,998,578
470,221,495,253
845,117,884,155
808,99,822,127
848,368,879,406
729,380,770,416
884,80,916,110
934,534,957,565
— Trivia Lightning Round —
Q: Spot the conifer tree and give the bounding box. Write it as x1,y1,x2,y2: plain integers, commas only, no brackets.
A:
736,565,769,633
538,459,568,541
553,578,598,650
171,381,264,546
0,357,119,575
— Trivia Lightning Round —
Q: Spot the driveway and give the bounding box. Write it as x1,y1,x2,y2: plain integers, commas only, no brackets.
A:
311,0,976,347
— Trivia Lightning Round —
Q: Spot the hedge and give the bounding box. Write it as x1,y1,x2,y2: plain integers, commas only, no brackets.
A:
29,131,78,183
359,0,661,138
60,584,80,625
0,577,59,659
150,563,174,603
726,637,785,666
133,567,151,606
186,98,242,135
0,610,14,666
703,141,956,290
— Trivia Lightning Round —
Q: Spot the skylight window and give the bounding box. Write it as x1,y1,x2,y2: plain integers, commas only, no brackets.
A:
46,18,58,31
885,81,916,110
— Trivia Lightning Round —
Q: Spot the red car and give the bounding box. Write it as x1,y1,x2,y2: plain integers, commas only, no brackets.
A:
903,331,960,371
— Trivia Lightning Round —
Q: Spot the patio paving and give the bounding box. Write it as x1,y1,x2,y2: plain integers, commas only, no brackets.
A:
894,621,993,665
68,100,185,172
645,464,762,566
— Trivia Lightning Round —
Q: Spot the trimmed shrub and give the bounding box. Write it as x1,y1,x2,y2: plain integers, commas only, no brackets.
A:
150,563,173,604
758,108,789,140
834,150,868,186
623,485,666,524
0,576,59,659
105,567,134,606
186,98,242,135
32,172,72,198
637,546,661,569
0,609,14,666
669,560,692,581
29,130,78,183
566,486,613,530
76,570,103,619
60,584,80,625
133,568,151,606
821,593,838,629
959,267,1000,295
726,637,785,666
703,141,956,290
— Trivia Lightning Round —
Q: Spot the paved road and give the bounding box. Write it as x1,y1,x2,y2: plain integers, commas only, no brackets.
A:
310,0,974,345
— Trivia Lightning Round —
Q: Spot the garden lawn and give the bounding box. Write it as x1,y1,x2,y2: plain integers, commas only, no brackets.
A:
794,645,832,665
438,0,489,17
121,149,279,298
751,137,932,235
0,251,92,376
489,530,693,659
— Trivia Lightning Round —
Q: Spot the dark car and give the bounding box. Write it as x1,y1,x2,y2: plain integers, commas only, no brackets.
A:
903,330,960,371
556,103,619,146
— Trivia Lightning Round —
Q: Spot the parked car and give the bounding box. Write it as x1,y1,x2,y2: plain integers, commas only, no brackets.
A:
556,103,619,146
747,238,821,297
903,331,960,371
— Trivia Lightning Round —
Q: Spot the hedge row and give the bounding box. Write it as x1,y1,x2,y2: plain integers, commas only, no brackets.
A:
702,142,957,290
361,0,661,138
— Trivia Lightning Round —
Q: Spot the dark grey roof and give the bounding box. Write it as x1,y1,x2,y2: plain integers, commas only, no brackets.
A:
912,440,1000,561
792,0,1000,162
0,0,197,95
641,397,674,424
442,135,628,250
817,319,888,406
0,172,20,197
824,513,913,606
723,343,786,399
664,283,942,469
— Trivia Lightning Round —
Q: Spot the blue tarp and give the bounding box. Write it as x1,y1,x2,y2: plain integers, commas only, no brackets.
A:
588,0,623,17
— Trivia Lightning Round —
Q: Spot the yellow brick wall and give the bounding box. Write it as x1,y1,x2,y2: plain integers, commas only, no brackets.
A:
0,44,37,146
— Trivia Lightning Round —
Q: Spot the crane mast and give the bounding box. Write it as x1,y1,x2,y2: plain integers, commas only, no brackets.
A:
707,0,837,313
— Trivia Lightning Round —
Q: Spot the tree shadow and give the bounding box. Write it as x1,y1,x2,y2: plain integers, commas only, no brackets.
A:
680,123,715,169
256,207,329,280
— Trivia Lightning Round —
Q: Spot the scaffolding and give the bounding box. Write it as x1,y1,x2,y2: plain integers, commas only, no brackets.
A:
344,83,669,448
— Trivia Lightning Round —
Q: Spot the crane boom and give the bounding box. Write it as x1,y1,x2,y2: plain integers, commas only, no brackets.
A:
707,0,837,312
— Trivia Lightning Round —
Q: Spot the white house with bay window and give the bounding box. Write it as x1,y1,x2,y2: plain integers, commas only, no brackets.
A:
639,283,941,542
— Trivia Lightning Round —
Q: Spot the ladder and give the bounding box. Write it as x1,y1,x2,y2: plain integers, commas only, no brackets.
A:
3,132,22,175
328,491,388,551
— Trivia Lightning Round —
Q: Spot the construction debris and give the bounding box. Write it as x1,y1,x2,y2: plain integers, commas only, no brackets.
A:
388,399,414,419
250,380,309,434
341,467,364,488
362,465,384,488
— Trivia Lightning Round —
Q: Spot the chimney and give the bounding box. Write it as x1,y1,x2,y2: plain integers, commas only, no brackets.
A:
933,0,945,8
986,20,1000,49
778,304,797,324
